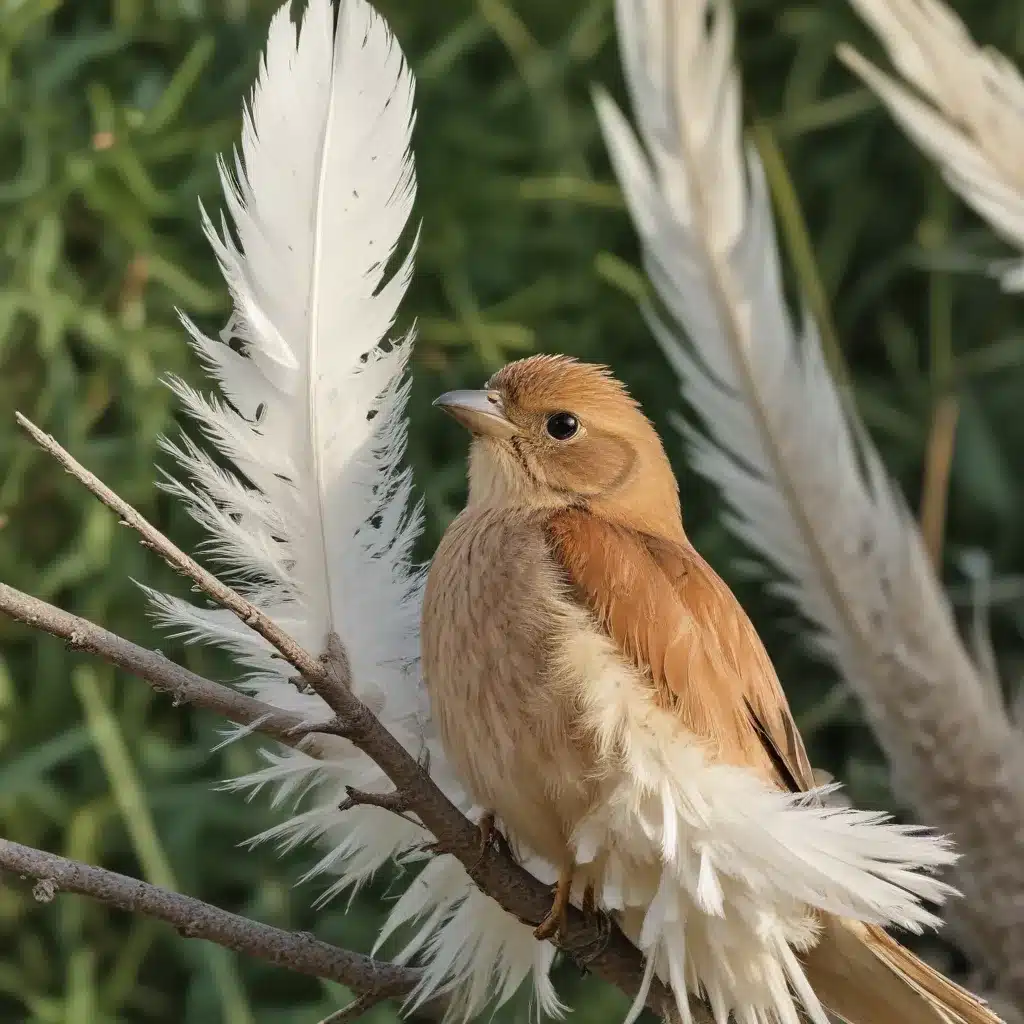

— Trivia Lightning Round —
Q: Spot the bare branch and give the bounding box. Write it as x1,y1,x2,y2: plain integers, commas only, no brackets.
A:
9,421,694,1021
338,786,418,828
0,837,419,1001
15,414,332,695
0,582,339,760
339,787,411,814
0,594,679,1021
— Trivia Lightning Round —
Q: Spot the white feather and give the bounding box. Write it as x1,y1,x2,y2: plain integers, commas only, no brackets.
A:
839,0,1024,290
150,0,553,1017
599,0,1024,985
561,620,958,1024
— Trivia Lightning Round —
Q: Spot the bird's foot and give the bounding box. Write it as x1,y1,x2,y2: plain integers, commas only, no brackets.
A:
534,870,572,943
478,811,496,857
582,881,596,919
473,811,513,871
533,900,569,943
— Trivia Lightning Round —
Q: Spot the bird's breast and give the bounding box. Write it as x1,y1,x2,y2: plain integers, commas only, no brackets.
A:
421,506,617,863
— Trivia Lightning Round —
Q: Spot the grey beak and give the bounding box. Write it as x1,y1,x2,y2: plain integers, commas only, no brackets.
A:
432,389,519,439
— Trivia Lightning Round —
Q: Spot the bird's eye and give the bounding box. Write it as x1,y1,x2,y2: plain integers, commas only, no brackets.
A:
545,412,579,441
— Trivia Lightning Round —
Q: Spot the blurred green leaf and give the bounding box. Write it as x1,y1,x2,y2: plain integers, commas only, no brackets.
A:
0,727,90,802
145,36,216,134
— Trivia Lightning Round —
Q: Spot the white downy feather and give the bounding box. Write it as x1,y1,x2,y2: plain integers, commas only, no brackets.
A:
839,0,1024,291
150,0,557,1018
553,613,957,1024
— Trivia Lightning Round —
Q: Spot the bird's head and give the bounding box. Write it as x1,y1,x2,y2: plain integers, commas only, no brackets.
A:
434,354,684,539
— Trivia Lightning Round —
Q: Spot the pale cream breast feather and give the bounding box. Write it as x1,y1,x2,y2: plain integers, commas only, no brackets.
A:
421,505,604,868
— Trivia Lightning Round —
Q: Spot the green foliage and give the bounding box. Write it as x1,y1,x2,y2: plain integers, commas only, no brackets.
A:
1,0,1023,1020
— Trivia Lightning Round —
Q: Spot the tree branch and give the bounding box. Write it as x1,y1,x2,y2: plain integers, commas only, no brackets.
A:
0,837,419,1002
15,413,332,694
0,582,337,760
8,417,692,1021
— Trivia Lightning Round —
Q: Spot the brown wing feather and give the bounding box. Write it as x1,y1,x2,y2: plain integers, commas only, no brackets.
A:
546,507,815,792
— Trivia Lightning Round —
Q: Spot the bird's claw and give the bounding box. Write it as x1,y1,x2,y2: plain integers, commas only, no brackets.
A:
533,876,572,943
478,812,496,857
533,904,569,943
474,812,513,867
582,881,596,918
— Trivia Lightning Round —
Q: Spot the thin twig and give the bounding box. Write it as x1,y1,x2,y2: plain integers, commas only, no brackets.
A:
15,414,332,694
0,837,419,1000
319,994,374,1024
920,393,960,568
339,785,418,824
0,582,337,759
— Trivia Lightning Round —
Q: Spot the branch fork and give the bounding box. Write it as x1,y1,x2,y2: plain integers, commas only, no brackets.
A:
339,785,416,817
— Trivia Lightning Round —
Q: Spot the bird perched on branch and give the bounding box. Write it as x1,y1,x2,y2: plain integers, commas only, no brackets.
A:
422,354,1000,1024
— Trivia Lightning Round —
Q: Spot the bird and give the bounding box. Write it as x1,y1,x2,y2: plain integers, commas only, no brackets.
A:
421,353,1001,1024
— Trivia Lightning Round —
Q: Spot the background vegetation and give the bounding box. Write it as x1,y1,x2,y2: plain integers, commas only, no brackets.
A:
2,0,1023,1020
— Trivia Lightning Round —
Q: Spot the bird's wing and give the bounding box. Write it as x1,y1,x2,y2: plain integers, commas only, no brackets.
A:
546,506,815,792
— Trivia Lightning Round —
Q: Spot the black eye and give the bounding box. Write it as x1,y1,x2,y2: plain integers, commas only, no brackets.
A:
545,412,579,441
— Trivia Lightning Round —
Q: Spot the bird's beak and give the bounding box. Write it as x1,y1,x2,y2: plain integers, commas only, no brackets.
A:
432,389,519,439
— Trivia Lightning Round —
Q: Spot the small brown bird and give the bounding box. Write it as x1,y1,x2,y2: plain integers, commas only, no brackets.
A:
421,355,999,1024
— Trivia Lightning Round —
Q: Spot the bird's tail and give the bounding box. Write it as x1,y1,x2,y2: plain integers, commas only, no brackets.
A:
803,917,1000,1024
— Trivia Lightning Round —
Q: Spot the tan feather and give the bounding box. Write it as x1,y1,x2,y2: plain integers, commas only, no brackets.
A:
803,918,1001,1024
545,506,815,791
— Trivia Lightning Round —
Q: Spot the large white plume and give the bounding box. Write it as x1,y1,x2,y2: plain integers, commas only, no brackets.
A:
148,0,558,1018
597,0,1024,980
839,0,1024,291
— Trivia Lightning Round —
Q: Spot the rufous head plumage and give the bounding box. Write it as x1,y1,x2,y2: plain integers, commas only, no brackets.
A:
434,354,684,540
